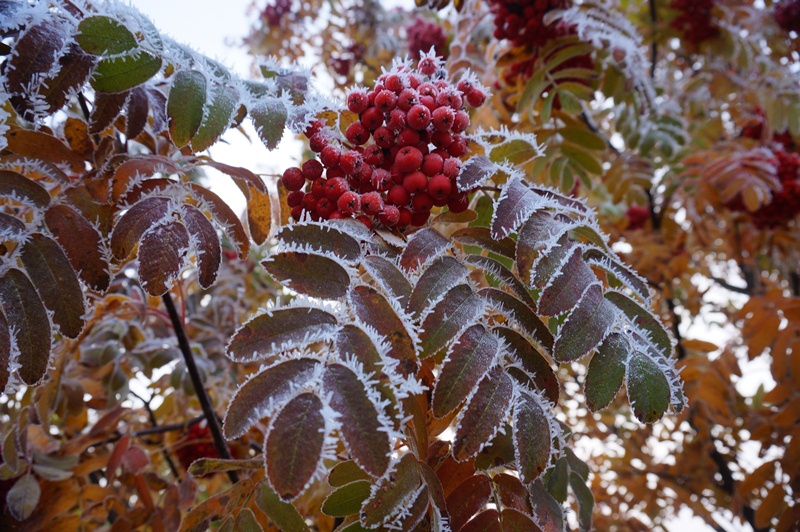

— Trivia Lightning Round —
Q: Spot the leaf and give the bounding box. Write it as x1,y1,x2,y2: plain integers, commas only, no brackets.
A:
407,256,469,320
90,91,129,134
492,177,549,240
605,291,672,358
254,482,309,532
583,249,650,303
329,460,370,487
516,211,571,286
202,160,267,194
0,269,51,385
446,475,492,531
224,358,320,439
493,474,532,515
584,333,628,411
4,130,84,174
0,170,51,208
168,70,207,148
501,508,540,531
191,84,239,152
474,427,515,471
569,472,594,531
453,368,514,461
321,480,371,517
234,508,261,532
480,288,554,356
188,457,263,477
528,479,564,532
137,221,189,296
6,474,40,521
458,155,496,192
189,184,249,258
433,324,498,418
463,255,536,308
513,391,552,483
111,196,171,260
625,351,670,424
182,205,221,289
91,50,162,93
494,327,559,404
6,21,69,106
334,325,384,374
180,479,253,532
538,246,596,317
452,227,517,259
250,98,287,150
489,139,541,165
266,393,325,501
755,483,785,529
227,307,338,363
530,235,574,290
552,283,615,363
262,252,350,300
362,256,412,307
460,509,501,532
322,364,390,477
276,222,361,263
38,44,97,116
76,16,138,55
125,86,149,139
419,284,484,359
399,227,451,272
20,234,85,338
360,454,421,528
44,204,110,292
0,309,9,392
245,186,271,245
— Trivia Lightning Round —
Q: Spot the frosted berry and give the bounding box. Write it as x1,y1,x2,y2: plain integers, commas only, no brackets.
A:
407,17,448,60
397,88,420,112
345,121,370,145
281,167,305,191
412,192,434,212
466,88,488,108
361,191,385,215
396,146,424,173
287,190,304,207
317,197,336,218
347,89,369,114
324,177,349,200
452,110,470,133
418,56,439,76
443,157,462,178
427,174,452,200
311,178,326,199
408,104,432,130
309,133,328,153
432,106,455,131
361,107,385,131
337,191,361,215
340,150,362,174
375,90,398,113
378,205,401,226
320,145,341,168
398,128,422,147
363,144,384,166
448,192,470,213
422,153,445,177
302,159,324,181
371,168,392,191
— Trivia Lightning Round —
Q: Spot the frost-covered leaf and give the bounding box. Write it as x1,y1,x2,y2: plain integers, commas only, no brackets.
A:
334,325,383,374
110,196,171,260
493,474,532,515
250,98,287,150
0,309,9,392
224,358,319,440
446,475,492,531
495,327,558,404
538,246,596,317
528,479,565,532
492,177,550,240
254,482,310,532
202,160,267,194
0,269,51,385
457,155,496,192
516,211,570,286
276,222,361,263
189,184,249,258
138,220,189,296
362,255,412,307
360,454,421,528
91,51,162,93
227,306,338,363
38,44,97,116
125,86,149,139
453,368,513,461
182,205,221,289
0,170,50,208
6,21,68,97
460,509,500,531
531,235,574,290
168,70,207,148
6,473,40,521
584,249,650,303
490,138,541,165
605,291,672,358
480,288,554,356
569,472,594,531
433,324,497,418
328,460,370,487
452,227,516,259
191,84,239,152
77,16,138,55
321,480,371,517
419,284,483,359
553,283,615,363
322,364,390,477
20,234,85,338
399,227,451,272
407,256,469,320
44,204,110,292
5,129,84,173
266,393,326,501
464,255,536,308
626,351,670,424
585,333,628,411
513,391,552,483
262,252,350,300
90,91,129,134
474,427,515,470
501,508,540,530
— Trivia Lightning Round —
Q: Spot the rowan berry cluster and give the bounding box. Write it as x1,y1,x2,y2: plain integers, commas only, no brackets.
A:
727,148,800,228
488,0,569,49
775,0,800,33
174,421,219,469
625,205,650,230
406,17,448,60
668,0,719,47
261,0,292,27
281,56,488,229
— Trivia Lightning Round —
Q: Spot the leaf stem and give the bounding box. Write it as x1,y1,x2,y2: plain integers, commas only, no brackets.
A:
162,291,239,484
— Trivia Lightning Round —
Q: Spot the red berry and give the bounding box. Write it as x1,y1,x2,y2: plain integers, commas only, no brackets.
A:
304,119,324,139
291,205,304,220
407,104,432,130
361,191,385,215
398,207,413,227
396,146,424,173
328,211,344,220
403,171,428,193
457,78,474,94
420,95,437,113
407,17,448,60
361,107,384,131
302,159,324,181
374,126,396,148
378,205,401,226
412,191,434,212
281,167,305,191
466,88,487,108
363,144,384,166
436,89,463,110
375,90,398,113
422,153,445,177
311,178,326,198
345,121,370,145
443,157,462,178
337,191,361,215
448,192,470,213
398,128,422,147
432,106,455,131
309,133,328,152
397,88,419,112
448,135,469,158
371,168,392,191
427,174,452,200
302,193,317,211
356,214,373,229
431,130,452,149
287,190,304,207
347,89,369,114
340,150,362,174
388,109,407,131
418,56,438,76
316,197,336,218
411,210,431,226
384,74,404,93
388,184,411,205
327,166,345,180
321,145,341,168
452,110,470,133
324,177,349,200
625,205,650,230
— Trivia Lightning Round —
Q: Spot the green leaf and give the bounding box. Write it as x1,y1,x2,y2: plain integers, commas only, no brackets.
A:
626,351,670,424
234,508,261,532
360,454,421,528
6,473,40,521
559,125,606,151
191,84,239,152
445,475,492,531
328,460,370,487
266,393,325,501
91,50,162,93
605,291,672,358
250,98,287,150
545,457,569,503
77,16,138,55
254,482,309,532
489,138,541,165
513,392,552,483
569,472,594,531
262,252,351,300
321,480,371,517
419,284,483,359
585,333,628,411
407,256,469,320
553,283,615,363
137,221,189,296
168,70,207,148
561,142,603,175
453,368,513,461
399,227,451,272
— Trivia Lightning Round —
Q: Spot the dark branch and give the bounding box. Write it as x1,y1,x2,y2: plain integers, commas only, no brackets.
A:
130,390,181,479
711,276,751,296
648,0,658,80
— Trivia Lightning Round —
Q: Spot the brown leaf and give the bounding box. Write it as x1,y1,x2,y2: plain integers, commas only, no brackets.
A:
182,205,221,288
44,204,111,292
90,91,129,134
137,221,190,296
5,129,85,173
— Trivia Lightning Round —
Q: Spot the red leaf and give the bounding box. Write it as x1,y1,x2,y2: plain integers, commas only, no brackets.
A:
0,170,51,208
182,205,221,289
399,227,451,272
480,288,554,356
111,155,180,201
137,220,190,296
492,177,549,240
463,254,536,308
360,454,422,528
457,155,496,192
335,324,383,374
90,90,129,134
537,245,596,317
494,327,559,404
110,196,171,260
125,87,150,140
528,479,564,532
262,252,351,299
419,284,483,359
363,255,412,308
553,283,615,363
453,368,513,461
445,474,492,531
189,184,249,258
500,508,541,531
407,256,469,320
44,204,110,292
461,509,501,532
276,222,361,263
513,391,552,483
493,474,532,515
452,227,516,259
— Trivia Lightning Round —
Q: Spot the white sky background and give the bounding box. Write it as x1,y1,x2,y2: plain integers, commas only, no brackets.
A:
128,1,750,530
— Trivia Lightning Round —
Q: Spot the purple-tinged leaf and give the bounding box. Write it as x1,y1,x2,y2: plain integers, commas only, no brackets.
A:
138,220,189,296
416,460,449,522
90,91,129,134
125,87,149,140
91,50,162,94
223,358,319,440
569,472,594,531
446,474,492,531
528,479,565,532
605,291,672,358
492,177,550,240
528,185,589,214
168,70,207,148
493,474,533,515
474,427,515,470
20,234,85,338
329,460,370,487
321,480,371,517
147,88,168,132
349,286,417,377
407,256,469,320
480,288,554,356
399,227,451,272
457,155,496,192
0,269,51,385
538,246,595,317
227,307,338,363
461,509,502,532
191,84,239,152
110,196,171,260
494,327,558,404
516,210,570,286
530,235,574,290
276,222,361,263
360,454,421,528
433,324,497,418
334,325,383,373
322,364,390,477
501,508,541,531
362,255,412,307
76,16,138,55
585,333,628,411
266,393,326,501
262,252,350,300
0,309,10,393
0,171,50,208
6,22,68,96
250,98,287,151
6,473,40,521
397,484,430,531
553,283,615,363
419,284,483,359
182,205,221,289
189,184,249,259
584,249,650,303
626,351,670,424
453,368,513,461
0,212,25,235
255,482,310,532
513,391,552,483
37,43,97,117
44,204,110,292
464,254,536,308
452,227,516,258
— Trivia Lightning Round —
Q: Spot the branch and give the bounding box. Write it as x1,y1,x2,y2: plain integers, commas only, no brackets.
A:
710,276,751,296
130,390,181,479
648,0,658,80
162,291,239,484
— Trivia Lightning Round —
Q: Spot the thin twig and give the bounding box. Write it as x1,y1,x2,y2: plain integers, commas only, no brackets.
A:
710,276,751,296
162,291,239,484
648,0,658,80
130,390,181,479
